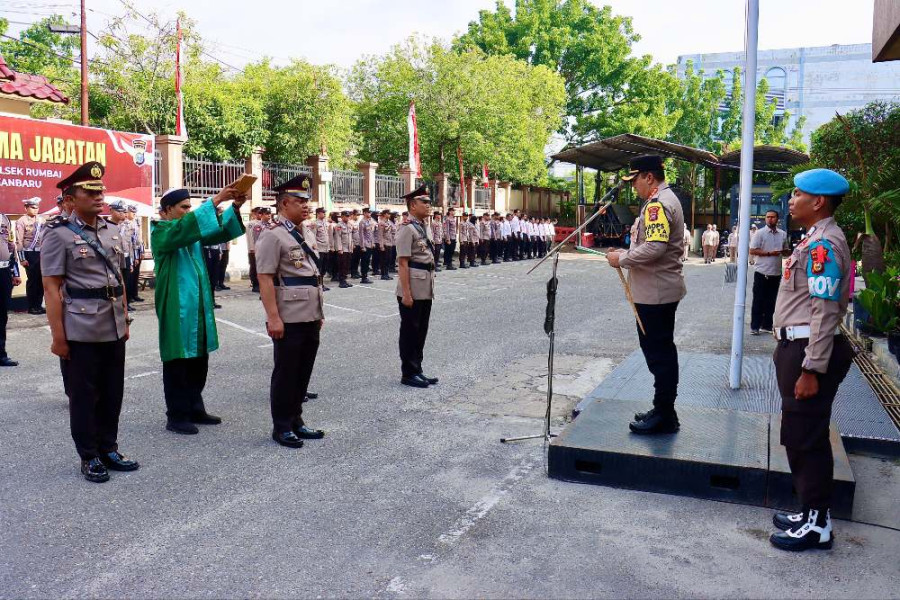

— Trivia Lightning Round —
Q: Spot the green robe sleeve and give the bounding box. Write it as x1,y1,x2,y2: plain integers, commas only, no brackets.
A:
151,200,244,255
200,203,246,246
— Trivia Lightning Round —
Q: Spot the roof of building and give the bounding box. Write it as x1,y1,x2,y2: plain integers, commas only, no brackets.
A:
0,54,69,105
551,133,809,174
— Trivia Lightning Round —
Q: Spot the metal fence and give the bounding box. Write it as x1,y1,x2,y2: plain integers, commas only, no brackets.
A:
375,174,404,205
333,169,364,204
182,156,246,198
262,162,312,200
153,150,162,197
474,187,492,210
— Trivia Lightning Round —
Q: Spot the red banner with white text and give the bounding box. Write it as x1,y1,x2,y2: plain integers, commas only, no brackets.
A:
0,114,154,214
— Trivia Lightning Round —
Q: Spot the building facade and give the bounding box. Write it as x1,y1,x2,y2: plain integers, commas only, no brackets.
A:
676,43,900,143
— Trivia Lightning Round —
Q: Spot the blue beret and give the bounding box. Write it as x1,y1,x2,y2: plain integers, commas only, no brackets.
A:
794,168,850,196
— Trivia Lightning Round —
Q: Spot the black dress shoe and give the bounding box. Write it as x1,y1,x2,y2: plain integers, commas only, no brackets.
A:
272,430,304,448
133,296,146,302
27,307,43,315
0,357,18,367
305,392,318,400
381,275,391,280
339,281,353,288
629,411,679,435
323,285,330,291
633,407,656,422
214,285,225,292
420,374,439,385
251,286,260,293
446,266,457,270
293,425,325,439
213,303,222,309
360,277,373,284
219,285,231,291
190,412,222,425
401,376,429,388
166,421,199,435
460,264,469,269
81,458,110,483
99,451,140,471
127,304,136,312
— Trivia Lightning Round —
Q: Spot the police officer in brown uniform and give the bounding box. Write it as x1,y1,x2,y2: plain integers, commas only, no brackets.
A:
606,156,686,435
41,162,139,482
256,174,326,448
337,210,353,288
16,197,46,314
379,210,395,280
359,207,376,284
768,168,854,552
313,207,331,291
396,186,438,389
0,210,21,367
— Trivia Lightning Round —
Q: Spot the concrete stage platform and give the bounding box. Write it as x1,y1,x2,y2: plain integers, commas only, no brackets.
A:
549,351,900,518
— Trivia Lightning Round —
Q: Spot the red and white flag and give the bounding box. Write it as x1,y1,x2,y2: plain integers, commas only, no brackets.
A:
482,162,489,187
175,18,188,139
407,101,421,177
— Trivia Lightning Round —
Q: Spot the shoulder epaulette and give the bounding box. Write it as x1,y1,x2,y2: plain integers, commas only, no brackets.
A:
45,215,69,228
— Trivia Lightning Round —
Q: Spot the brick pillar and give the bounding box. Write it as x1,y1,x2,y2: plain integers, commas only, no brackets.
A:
358,161,378,211
245,147,263,209
306,154,330,211
155,135,186,199
398,166,416,195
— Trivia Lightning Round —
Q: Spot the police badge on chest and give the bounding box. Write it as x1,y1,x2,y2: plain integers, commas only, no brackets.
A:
289,247,304,269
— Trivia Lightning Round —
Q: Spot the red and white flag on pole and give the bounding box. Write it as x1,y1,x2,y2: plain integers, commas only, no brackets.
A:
407,101,421,177
482,162,489,187
175,18,188,139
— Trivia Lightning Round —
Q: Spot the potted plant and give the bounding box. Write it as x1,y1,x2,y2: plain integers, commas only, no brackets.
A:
857,268,900,358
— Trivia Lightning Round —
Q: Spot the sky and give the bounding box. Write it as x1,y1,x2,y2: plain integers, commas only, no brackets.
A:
5,0,877,71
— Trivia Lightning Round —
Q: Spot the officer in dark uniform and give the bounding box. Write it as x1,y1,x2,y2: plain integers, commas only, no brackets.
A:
769,168,854,552
396,185,438,388
0,210,21,367
255,174,326,448
41,162,139,483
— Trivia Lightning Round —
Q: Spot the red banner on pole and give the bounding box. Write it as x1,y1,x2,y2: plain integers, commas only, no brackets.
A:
0,114,155,214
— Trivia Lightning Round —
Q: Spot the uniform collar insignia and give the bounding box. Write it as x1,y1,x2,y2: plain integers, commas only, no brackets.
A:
282,219,296,232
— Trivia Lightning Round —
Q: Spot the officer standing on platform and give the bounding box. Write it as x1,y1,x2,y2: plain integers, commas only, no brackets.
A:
41,162,139,482
16,197,46,314
768,168,854,552
396,185,438,389
606,156,686,435
255,174,326,448
0,210,21,367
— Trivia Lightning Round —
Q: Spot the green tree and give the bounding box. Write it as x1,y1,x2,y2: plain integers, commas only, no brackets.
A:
349,38,565,184
454,0,676,144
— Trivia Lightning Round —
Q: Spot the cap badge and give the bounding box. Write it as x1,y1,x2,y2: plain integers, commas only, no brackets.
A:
90,165,102,178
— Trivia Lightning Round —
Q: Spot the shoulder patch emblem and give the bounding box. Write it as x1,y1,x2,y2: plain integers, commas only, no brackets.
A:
806,239,842,301
643,201,670,243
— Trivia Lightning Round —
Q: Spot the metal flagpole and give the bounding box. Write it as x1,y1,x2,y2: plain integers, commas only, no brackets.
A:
729,0,760,389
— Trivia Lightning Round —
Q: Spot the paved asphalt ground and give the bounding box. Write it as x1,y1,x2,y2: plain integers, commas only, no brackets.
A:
1,254,898,598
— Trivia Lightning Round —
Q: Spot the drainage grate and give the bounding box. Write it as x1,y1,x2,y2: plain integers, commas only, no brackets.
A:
844,326,900,430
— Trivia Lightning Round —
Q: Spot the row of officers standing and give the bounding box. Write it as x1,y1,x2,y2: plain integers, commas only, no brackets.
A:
245,206,557,291
0,196,145,367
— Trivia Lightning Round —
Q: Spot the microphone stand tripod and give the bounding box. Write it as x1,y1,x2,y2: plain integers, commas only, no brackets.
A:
501,183,632,444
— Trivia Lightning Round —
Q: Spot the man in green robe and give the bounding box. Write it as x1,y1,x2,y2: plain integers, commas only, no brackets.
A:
152,186,247,434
